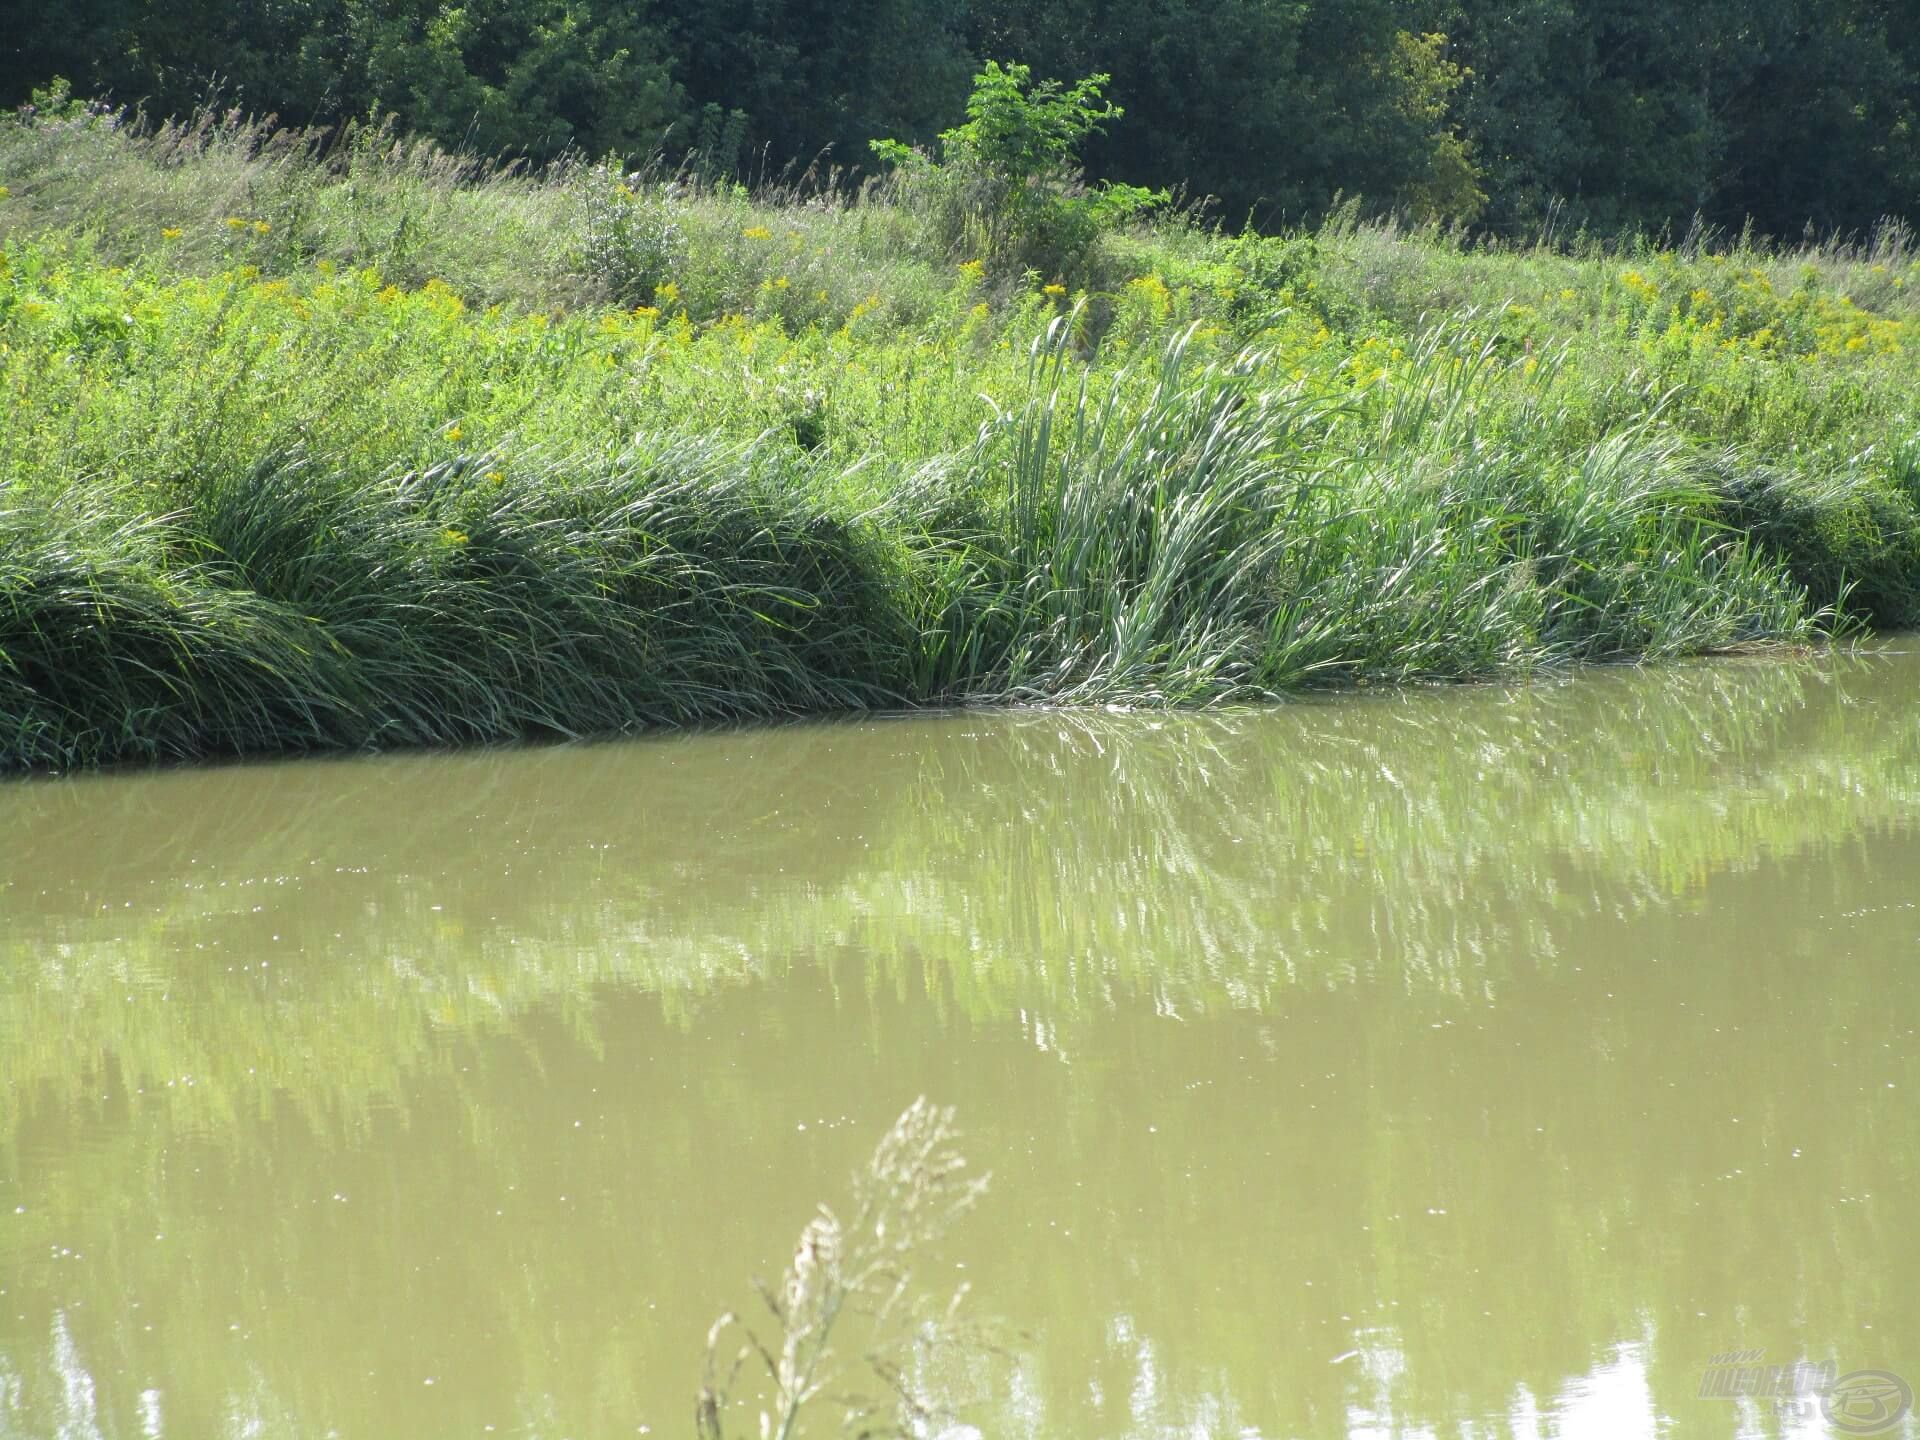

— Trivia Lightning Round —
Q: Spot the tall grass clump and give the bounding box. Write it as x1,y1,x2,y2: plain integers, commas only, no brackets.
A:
943,314,1332,702
909,317,1820,703
1708,445,1920,629
1280,327,1820,679
0,439,913,770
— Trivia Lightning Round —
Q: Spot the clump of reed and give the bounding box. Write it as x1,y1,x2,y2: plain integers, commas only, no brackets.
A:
942,314,1337,703
0,440,910,770
906,318,1819,705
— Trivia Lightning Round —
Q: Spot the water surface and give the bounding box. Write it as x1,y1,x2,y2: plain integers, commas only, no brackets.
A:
4,650,1919,1438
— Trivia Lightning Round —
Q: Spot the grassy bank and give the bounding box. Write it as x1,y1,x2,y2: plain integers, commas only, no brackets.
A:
3,106,1919,769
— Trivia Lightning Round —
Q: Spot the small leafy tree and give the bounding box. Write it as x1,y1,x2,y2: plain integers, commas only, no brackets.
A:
871,60,1166,281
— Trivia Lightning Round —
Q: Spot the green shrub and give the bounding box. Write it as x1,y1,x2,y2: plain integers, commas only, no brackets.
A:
871,61,1165,282
571,159,687,305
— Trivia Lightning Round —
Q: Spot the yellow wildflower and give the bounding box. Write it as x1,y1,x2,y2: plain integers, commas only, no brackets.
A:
1042,282,1068,298
161,227,183,240
253,220,271,235
742,225,773,240
440,528,469,547
224,217,248,230
656,281,681,306
1620,269,1658,298
447,424,464,443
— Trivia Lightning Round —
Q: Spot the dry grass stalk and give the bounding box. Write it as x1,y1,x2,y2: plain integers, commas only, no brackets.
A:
697,1097,991,1440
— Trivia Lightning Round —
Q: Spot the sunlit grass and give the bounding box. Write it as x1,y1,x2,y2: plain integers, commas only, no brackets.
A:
2,110,1916,767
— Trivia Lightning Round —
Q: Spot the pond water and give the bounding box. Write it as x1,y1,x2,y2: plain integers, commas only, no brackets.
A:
3,648,1919,1440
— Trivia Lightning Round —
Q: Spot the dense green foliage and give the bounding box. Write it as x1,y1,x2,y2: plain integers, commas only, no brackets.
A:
5,0,1917,239
1,97,1918,769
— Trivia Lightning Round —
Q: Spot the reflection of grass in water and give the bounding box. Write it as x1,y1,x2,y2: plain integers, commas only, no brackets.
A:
832,649,1920,1016
3,649,1920,1146
4,826,1918,1437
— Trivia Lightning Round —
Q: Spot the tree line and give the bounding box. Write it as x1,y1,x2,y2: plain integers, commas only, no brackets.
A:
6,0,1915,239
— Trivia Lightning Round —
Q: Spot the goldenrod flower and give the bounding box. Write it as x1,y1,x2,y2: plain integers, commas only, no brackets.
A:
161,227,183,240
742,225,772,240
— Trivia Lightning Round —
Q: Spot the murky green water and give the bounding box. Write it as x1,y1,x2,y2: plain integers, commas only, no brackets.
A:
4,650,1919,1439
